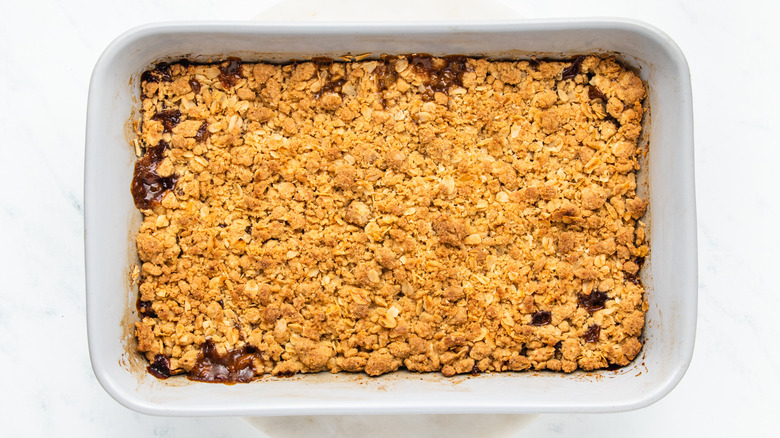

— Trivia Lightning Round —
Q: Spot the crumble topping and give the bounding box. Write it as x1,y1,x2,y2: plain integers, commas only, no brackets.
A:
132,55,648,380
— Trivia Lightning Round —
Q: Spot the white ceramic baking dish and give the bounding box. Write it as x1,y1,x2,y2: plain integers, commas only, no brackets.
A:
85,19,696,416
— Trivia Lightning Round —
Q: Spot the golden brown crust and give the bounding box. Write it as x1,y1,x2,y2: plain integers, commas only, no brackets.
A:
133,55,648,377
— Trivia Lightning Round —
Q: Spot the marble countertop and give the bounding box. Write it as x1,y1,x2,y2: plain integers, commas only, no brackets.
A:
2,0,778,436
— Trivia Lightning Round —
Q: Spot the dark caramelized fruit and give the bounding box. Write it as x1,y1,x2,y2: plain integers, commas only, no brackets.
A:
409,55,470,101
194,121,210,143
188,340,257,383
583,324,601,343
561,56,585,80
141,62,173,83
530,311,552,326
147,354,172,379
188,78,201,94
374,54,472,104
131,140,178,209
315,74,348,99
588,85,607,101
137,299,156,318
578,291,608,312
375,61,398,94
151,109,181,133
218,58,243,88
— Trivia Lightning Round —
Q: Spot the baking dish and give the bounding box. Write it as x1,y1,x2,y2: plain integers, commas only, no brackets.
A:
85,19,696,415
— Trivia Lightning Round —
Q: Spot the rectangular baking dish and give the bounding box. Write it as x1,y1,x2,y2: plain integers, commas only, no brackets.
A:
85,19,696,415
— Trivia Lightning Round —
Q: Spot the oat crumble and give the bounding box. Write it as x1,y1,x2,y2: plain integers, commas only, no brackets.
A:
132,55,648,380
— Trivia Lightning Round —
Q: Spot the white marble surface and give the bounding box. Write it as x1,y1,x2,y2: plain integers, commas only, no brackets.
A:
2,0,779,436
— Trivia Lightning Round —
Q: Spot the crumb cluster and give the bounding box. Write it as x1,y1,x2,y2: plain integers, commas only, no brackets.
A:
133,54,648,380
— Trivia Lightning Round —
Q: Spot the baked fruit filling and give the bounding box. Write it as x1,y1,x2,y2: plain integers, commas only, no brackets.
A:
132,54,648,382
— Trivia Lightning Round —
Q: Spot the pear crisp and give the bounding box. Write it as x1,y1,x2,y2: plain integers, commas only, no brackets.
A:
131,55,648,382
